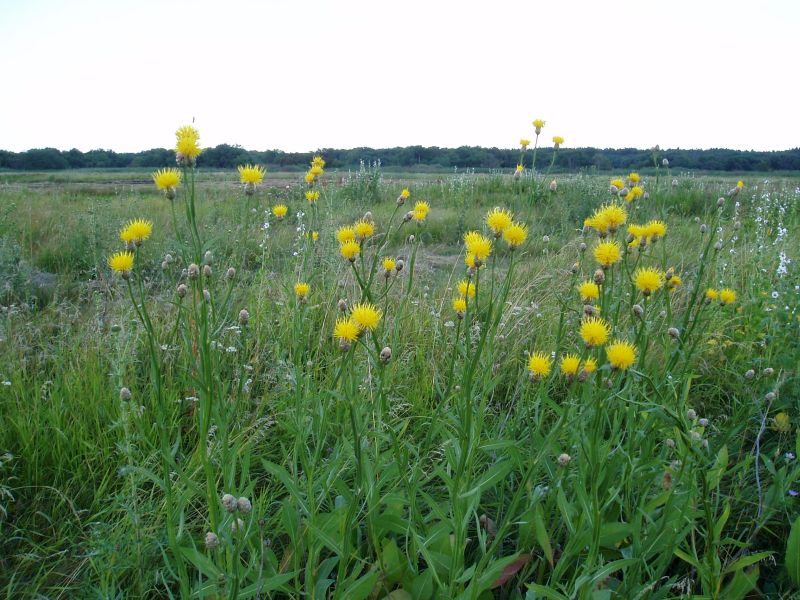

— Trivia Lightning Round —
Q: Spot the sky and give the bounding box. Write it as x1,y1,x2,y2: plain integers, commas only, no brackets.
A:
1,0,798,153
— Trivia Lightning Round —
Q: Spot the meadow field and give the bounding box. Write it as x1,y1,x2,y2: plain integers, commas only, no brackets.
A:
0,132,798,599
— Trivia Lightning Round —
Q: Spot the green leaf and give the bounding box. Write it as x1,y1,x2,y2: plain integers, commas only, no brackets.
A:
723,551,771,576
787,516,800,585
459,460,514,498
720,565,759,600
674,548,701,570
706,445,728,488
533,506,554,567
342,569,379,600
525,583,569,600
179,546,221,580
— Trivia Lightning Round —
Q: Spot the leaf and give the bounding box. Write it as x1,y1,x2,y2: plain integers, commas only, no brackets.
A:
706,445,728,488
723,551,772,576
533,506,554,567
382,591,413,600
525,583,570,600
788,516,800,585
341,569,379,600
674,548,701,570
459,461,514,499
179,546,221,580
720,565,759,600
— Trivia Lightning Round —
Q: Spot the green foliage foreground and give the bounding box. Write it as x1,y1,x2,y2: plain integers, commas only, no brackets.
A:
0,159,798,598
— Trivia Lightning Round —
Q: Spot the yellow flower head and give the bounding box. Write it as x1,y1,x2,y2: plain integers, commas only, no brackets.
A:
610,178,625,190
719,288,737,304
413,201,430,222
705,288,719,301
584,215,608,235
238,164,265,185
120,219,153,244
668,274,682,291
515,164,524,173
152,168,181,191
644,220,666,240
578,280,600,302
580,316,611,347
463,231,492,261
606,339,637,370
382,257,396,272
294,282,310,298
593,240,622,268
453,296,467,314
631,186,644,198
502,222,528,248
354,219,375,239
520,138,531,148
310,165,324,177
528,351,553,379
175,125,201,158
336,226,356,244
311,155,326,169
305,190,320,203
464,253,482,269
334,317,359,343
583,357,598,374
552,136,564,146
340,240,360,260
634,267,665,296
310,230,319,242
736,180,745,189
350,302,382,331
400,188,411,199
486,207,513,235
597,203,627,231
305,172,316,184
773,412,790,433
272,204,288,219
532,119,545,130
458,279,476,299
108,251,134,274
628,172,640,184
560,354,581,376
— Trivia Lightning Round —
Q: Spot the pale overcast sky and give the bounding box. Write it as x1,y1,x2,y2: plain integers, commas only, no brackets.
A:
1,0,798,152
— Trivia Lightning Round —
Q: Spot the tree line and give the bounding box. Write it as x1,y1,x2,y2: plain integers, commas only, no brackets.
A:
1,144,799,172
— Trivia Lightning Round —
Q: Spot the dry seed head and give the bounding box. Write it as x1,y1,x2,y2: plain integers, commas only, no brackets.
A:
222,493,237,513
237,497,252,514
239,309,249,325
188,263,200,279
380,347,392,364
120,387,132,401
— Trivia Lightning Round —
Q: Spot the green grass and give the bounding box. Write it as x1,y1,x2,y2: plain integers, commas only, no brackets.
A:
0,167,798,598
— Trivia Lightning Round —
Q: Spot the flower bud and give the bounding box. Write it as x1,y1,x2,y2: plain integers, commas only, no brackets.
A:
699,418,709,427
380,347,392,364
549,180,557,192
633,304,644,319
701,439,709,449
717,197,725,207
231,518,245,533
542,235,550,243
222,493,237,513
583,304,597,317
203,289,211,302
395,260,404,272
204,250,213,265
763,367,774,376
668,327,679,339
396,194,406,206
579,242,587,252
337,299,348,312
571,263,579,274
734,221,741,230
120,387,132,401
557,453,571,467
691,431,702,441
205,532,220,549
203,264,213,278
662,158,669,167
408,235,415,243
619,187,629,196
177,283,188,298
403,211,413,223
665,268,674,280
188,263,200,279
363,211,373,222
687,409,697,420
237,497,252,514
665,438,675,448
744,369,755,379
226,267,236,280
593,269,605,285
161,261,169,271
714,241,722,251
239,309,250,325
765,392,776,401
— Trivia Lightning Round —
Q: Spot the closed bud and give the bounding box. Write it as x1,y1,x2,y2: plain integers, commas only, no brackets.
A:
226,267,236,279
222,493,237,513
403,211,413,223
203,264,213,278
363,211,373,222
177,283,188,298
188,263,200,279
701,439,709,449
745,369,755,379
765,391,776,401
204,250,213,265
662,158,669,167
557,453,571,467
571,262,579,274
763,367,774,376
734,221,741,230
579,242,587,252
668,327,679,339
699,418,709,427
593,269,605,285
700,224,707,233
205,532,220,549
549,180,557,192
395,260,404,272
161,260,169,271
619,187,629,196
665,438,676,448
239,309,249,325
687,409,697,420
120,387,132,401
583,304,597,317
633,304,644,319
665,268,674,280
231,518,245,533
714,241,722,251
380,346,392,364
396,195,406,206
237,497,252,514
542,235,550,243
691,430,702,441
337,299,348,312
717,197,725,207
203,289,211,302
408,235,415,243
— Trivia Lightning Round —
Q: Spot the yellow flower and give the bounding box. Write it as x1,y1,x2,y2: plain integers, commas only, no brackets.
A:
311,155,326,169
520,138,531,148
305,172,315,184
610,178,625,190
175,125,201,158
628,172,640,183
630,186,644,198
634,267,664,296
350,302,382,331
354,219,375,239
578,280,600,302
502,222,528,248
515,164,524,173
773,412,791,433
382,257,396,272
309,231,319,242
593,240,622,268
644,220,666,240
597,203,627,231
238,164,265,185
486,207,513,235
532,119,545,130
560,354,581,376
464,231,492,261
719,288,737,304
705,288,719,301
736,180,744,189
606,339,637,370
334,317,360,343
340,240,360,261
310,165,324,177
152,168,181,191
453,297,467,314
465,253,478,269
400,188,411,199
120,219,153,244
583,357,598,374
336,226,356,244
580,317,611,347
458,279,476,298
552,136,564,146
413,201,430,222
305,190,320,203
528,351,552,379
294,282,310,298
272,204,288,219
667,274,682,291
108,251,134,274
